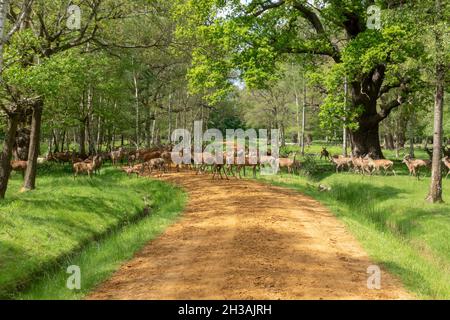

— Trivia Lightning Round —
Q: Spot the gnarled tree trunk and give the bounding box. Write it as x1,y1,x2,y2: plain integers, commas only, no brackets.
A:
0,113,19,199
349,74,384,158
350,126,383,158
79,118,87,157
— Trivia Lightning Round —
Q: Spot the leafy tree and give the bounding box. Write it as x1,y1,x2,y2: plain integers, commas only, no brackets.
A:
175,0,431,158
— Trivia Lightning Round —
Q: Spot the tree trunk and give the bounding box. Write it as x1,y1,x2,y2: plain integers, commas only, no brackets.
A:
343,77,349,157
427,1,445,203
167,95,172,144
0,0,9,73
111,127,116,151
0,113,19,199
350,126,383,158
79,119,86,157
408,113,416,158
48,136,53,157
151,115,156,146
23,100,43,191
133,71,140,148
96,116,102,153
86,87,95,155
348,64,392,159
301,75,307,156
60,130,66,152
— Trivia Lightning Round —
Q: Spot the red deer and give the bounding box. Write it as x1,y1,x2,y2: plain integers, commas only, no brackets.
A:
332,155,352,173
367,156,396,176
279,153,301,175
402,155,431,179
11,160,27,178
73,156,101,178
144,158,166,177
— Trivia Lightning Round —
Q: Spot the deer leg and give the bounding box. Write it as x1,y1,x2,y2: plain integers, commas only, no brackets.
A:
223,166,230,180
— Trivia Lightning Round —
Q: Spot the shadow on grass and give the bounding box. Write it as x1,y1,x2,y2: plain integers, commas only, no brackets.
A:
324,182,448,239
380,260,439,299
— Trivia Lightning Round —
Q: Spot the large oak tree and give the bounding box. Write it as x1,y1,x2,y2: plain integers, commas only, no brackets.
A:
176,0,426,158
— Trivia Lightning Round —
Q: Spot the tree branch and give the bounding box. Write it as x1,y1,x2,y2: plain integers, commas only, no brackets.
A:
250,0,286,17
291,1,341,62
4,0,34,43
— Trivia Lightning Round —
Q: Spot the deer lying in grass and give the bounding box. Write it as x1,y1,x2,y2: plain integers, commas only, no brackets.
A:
331,155,352,173
443,156,450,179
367,156,396,176
73,155,101,178
11,160,27,178
402,155,431,179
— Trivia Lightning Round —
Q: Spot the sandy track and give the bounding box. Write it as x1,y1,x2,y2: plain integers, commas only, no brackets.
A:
88,173,412,300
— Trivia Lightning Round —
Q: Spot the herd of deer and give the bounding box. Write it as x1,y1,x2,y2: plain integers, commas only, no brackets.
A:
9,146,450,181
121,145,301,180
324,148,450,179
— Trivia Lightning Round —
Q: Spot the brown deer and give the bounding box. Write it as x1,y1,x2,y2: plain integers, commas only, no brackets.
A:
402,155,431,179
279,153,301,175
110,148,126,166
331,155,352,173
367,156,396,176
49,151,72,164
144,158,166,177
233,154,259,179
11,160,27,178
73,155,101,178
351,156,372,175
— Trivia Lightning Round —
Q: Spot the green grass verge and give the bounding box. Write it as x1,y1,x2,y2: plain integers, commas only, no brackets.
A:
256,170,450,299
0,164,186,300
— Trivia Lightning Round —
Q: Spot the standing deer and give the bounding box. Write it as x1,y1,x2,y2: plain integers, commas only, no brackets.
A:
11,160,28,178
331,155,352,173
402,155,431,179
367,156,396,176
279,153,301,175
320,147,331,160
73,155,101,178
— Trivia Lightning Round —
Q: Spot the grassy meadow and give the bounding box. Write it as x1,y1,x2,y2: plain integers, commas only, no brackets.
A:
257,144,450,299
0,164,186,299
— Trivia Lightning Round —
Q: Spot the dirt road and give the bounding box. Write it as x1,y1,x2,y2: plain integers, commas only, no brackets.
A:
89,173,412,300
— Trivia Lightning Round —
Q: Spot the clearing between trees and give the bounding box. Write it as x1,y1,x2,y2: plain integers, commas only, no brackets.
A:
89,173,412,300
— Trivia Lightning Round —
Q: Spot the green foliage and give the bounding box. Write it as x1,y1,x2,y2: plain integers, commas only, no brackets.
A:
298,154,321,178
